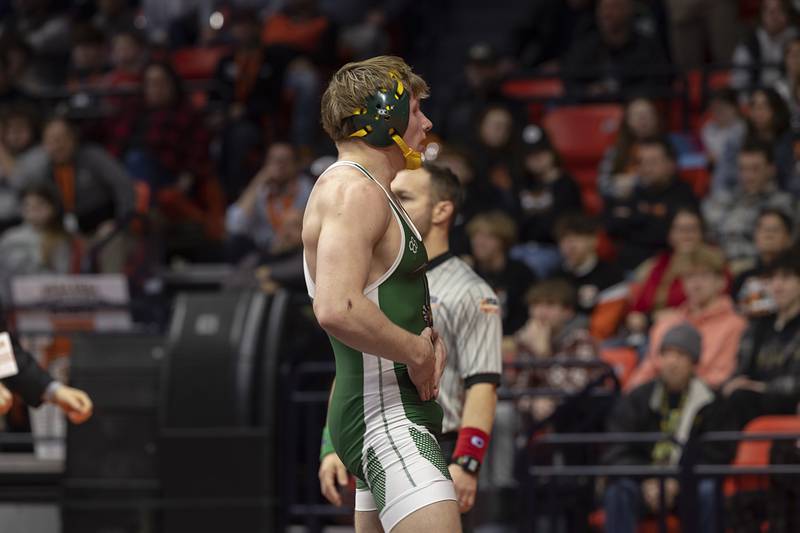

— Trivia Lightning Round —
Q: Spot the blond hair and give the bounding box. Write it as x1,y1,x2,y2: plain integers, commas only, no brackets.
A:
677,245,726,276
466,211,518,251
321,56,429,142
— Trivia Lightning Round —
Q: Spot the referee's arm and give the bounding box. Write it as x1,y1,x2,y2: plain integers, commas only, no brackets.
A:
456,289,502,435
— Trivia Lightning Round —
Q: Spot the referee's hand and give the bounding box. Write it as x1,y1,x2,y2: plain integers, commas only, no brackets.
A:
319,453,349,507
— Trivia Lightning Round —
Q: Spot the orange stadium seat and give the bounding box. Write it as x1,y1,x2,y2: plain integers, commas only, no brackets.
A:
171,46,231,80
543,104,623,163
543,105,623,214
589,509,681,532
599,346,638,389
502,78,565,100
724,415,800,498
707,69,732,91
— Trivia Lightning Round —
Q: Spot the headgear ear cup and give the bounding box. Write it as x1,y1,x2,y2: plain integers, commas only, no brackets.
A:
348,72,424,169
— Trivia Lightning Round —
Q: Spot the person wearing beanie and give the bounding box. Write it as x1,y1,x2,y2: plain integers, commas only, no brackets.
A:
626,247,747,391
602,321,722,533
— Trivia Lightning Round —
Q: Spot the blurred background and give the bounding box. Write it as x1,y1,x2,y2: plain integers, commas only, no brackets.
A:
2,0,800,532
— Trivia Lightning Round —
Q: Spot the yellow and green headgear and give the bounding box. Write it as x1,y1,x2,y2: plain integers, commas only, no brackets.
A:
348,72,423,169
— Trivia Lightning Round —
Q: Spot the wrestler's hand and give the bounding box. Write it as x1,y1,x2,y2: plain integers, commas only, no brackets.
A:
52,386,93,424
319,452,349,507
0,383,12,416
409,328,445,401
448,464,477,513
431,329,447,399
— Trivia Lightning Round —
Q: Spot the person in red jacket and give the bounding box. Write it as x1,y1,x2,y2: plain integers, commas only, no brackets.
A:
107,61,226,261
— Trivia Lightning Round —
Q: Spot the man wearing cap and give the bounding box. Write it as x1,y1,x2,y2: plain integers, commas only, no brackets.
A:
602,322,721,533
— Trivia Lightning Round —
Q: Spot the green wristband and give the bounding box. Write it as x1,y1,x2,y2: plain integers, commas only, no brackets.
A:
320,424,335,461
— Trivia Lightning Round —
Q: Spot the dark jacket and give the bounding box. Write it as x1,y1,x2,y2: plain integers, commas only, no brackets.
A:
212,45,294,121
519,171,583,244
733,312,800,398
604,177,697,270
602,378,725,466
562,28,670,97
3,336,53,408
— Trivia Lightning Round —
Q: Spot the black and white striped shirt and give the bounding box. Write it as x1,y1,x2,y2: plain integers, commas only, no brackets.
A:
428,253,503,434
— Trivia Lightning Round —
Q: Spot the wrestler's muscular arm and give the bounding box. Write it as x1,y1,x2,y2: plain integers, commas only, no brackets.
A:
310,176,445,400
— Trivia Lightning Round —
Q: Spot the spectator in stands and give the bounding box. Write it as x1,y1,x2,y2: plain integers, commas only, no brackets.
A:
433,146,501,256
0,0,72,89
67,25,108,90
626,207,716,344
0,104,39,233
225,142,312,262
252,207,306,293
260,0,330,150
0,183,78,289
469,104,522,217
702,89,746,195
716,88,794,194
261,0,336,67
774,36,800,122
213,8,293,199
103,29,146,90
561,0,670,98
604,137,697,271
749,88,794,187
321,0,395,60
0,49,31,105
664,0,739,70
627,247,746,391
512,125,583,278
731,0,799,91
14,117,134,272
703,141,795,273
721,248,800,430
107,61,226,262
0,34,37,98
598,97,664,201
467,211,537,334
92,0,138,37
441,42,511,148
512,279,599,423
513,0,595,69
603,323,721,533
733,209,795,318
552,214,628,340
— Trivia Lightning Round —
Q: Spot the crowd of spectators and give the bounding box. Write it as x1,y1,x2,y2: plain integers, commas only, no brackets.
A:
3,0,800,530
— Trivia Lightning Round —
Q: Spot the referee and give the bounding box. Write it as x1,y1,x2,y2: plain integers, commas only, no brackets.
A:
319,163,502,523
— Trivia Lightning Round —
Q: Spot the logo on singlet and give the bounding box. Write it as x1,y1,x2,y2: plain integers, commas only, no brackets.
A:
422,303,433,328
409,237,419,254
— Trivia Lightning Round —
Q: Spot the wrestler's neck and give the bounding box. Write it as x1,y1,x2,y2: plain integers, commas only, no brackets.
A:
336,140,406,190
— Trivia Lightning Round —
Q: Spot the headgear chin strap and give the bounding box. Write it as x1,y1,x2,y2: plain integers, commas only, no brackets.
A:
348,72,424,170
392,134,423,170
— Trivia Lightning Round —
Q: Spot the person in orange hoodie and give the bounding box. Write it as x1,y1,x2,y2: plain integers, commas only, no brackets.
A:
626,246,747,391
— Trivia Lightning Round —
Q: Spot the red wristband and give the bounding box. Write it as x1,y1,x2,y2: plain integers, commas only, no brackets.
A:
452,427,490,464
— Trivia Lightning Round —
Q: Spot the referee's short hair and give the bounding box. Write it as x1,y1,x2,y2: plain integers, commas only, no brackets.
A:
423,162,464,216
525,279,578,310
